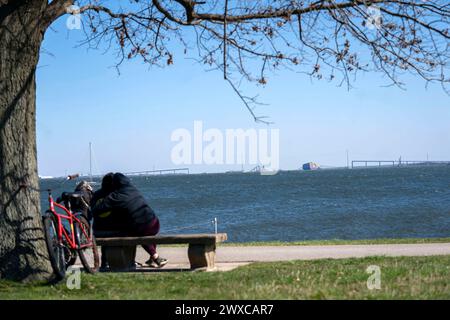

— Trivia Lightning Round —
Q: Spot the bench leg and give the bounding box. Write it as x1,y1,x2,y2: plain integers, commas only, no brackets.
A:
103,246,137,272
188,243,216,271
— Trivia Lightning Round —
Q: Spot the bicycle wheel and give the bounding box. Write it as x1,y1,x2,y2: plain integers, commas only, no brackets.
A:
42,213,66,280
75,216,99,273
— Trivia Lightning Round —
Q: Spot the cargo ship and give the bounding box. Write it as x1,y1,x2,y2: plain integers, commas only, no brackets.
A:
302,162,320,171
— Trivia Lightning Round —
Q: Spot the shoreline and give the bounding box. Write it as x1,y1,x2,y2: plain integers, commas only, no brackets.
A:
39,162,450,179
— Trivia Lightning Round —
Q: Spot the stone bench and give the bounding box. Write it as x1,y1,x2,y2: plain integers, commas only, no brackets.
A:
96,233,228,271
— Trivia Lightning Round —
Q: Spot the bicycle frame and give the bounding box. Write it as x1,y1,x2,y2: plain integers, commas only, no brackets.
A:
46,191,93,250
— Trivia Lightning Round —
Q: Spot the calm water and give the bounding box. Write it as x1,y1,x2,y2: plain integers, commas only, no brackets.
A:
40,166,450,242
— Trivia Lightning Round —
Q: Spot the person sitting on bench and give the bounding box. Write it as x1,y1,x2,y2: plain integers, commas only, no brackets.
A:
57,180,93,220
91,173,125,271
91,172,168,268
91,173,122,232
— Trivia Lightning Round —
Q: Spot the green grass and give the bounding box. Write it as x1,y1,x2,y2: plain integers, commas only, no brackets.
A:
1,255,449,299
221,237,450,246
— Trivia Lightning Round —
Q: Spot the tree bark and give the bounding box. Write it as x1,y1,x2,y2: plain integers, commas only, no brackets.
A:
0,0,53,281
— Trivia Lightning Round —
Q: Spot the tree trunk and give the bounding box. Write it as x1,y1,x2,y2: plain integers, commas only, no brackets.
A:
0,0,53,281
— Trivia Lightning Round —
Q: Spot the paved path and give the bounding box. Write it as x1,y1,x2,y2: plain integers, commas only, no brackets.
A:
131,242,450,271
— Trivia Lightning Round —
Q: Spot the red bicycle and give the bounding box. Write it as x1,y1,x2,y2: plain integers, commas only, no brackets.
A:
41,183,99,279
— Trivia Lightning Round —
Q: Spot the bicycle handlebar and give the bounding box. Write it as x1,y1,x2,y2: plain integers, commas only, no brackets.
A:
20,172,80,193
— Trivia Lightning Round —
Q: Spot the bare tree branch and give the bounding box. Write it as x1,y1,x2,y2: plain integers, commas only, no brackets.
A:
41,0,450,121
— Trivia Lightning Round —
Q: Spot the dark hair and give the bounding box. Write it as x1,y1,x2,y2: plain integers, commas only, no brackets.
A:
101,172,115,192
112,172,130,189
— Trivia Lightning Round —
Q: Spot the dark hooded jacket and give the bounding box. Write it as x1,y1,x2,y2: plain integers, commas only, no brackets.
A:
91,173,156,230
91,173,124,232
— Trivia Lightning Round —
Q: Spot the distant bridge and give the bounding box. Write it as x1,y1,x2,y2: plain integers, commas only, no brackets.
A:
124,168,190,176
351,160,450,169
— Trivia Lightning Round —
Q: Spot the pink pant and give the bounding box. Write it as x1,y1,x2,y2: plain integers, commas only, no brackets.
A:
132,217,160,256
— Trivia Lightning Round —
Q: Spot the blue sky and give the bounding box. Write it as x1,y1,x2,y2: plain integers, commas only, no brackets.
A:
36,14,450,177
